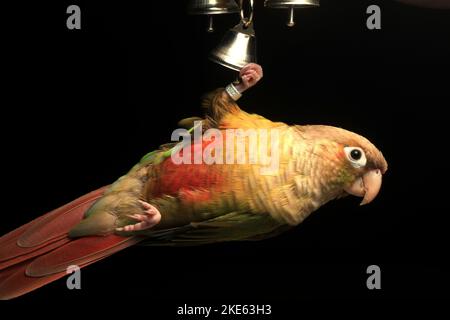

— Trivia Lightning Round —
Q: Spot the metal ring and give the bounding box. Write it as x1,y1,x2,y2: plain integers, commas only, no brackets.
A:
240,0,254,27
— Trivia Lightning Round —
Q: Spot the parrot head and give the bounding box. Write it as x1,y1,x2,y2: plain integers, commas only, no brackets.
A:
298,125,388,206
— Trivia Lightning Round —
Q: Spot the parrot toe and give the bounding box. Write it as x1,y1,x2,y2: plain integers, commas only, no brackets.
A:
116,201,161,232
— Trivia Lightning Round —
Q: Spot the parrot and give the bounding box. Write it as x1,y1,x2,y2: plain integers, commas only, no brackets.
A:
0,64,387,300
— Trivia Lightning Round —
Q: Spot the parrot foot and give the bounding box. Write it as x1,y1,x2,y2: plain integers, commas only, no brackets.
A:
116,200,161,232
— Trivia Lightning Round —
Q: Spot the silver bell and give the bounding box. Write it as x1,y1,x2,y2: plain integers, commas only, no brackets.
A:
209,21,257,71
188,0,240,32
265,0,320,27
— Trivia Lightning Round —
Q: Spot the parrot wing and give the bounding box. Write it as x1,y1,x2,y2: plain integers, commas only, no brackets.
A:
140,211,286,246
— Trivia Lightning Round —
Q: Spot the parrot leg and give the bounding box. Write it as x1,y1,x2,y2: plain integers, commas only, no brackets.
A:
116,200,161,232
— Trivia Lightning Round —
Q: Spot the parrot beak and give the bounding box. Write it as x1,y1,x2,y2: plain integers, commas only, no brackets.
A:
344,169,383,206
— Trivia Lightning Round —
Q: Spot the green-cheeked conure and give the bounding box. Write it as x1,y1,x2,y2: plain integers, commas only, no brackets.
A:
0,64,387,299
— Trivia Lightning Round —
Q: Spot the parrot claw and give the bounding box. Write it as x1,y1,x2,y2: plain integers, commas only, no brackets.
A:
116,201,161,232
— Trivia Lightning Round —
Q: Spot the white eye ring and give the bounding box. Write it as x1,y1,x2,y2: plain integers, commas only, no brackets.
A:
344,147,367,168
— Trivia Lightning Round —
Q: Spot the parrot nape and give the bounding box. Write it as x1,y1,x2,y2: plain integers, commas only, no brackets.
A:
0,65,387,300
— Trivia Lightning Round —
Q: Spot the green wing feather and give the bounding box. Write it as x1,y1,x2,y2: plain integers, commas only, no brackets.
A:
139,211,285,246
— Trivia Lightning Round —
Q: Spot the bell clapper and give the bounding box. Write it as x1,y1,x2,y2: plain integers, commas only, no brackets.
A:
207,15,214,32
287,6,295,27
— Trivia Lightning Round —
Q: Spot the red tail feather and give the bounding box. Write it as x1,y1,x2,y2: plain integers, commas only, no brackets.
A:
0,186,141,300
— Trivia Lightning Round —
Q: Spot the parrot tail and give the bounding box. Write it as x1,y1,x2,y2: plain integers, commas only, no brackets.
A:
0,187,142,300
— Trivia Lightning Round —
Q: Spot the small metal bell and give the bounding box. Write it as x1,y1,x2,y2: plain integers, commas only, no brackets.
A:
265,0,319,27
209,21,257,71
188,0,240,32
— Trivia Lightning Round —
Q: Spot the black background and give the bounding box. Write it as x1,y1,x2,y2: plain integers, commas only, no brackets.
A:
1,0,449,314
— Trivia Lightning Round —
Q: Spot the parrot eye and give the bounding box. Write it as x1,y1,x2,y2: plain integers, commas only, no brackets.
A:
344,147,367,168
350,149,361,160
